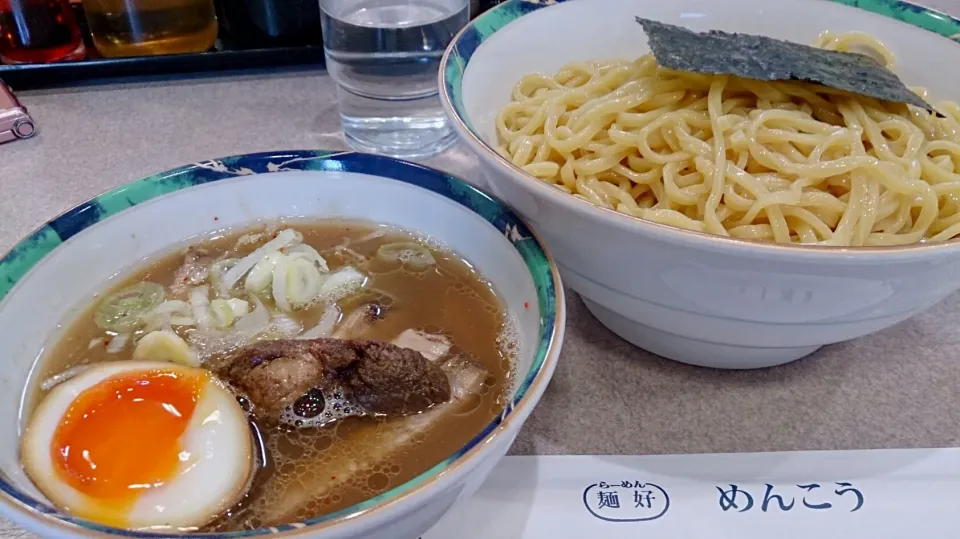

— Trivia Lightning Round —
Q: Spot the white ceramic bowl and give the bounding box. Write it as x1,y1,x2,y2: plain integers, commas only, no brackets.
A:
440,0,960,369
0,151,564,538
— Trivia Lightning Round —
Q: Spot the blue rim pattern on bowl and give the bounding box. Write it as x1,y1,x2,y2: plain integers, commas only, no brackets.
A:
0,151,560,537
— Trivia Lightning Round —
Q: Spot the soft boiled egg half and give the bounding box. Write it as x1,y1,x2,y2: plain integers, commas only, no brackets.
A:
21,361,253,531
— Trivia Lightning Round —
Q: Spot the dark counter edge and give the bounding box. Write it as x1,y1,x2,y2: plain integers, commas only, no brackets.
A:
0,46,327,91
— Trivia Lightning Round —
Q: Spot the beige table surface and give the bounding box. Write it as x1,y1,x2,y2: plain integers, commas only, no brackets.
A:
3,1,960,536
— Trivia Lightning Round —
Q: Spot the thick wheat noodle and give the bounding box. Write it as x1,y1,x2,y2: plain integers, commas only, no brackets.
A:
495,31,960,246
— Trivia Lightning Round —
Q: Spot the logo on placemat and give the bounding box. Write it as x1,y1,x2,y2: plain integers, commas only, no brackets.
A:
582,480,670,522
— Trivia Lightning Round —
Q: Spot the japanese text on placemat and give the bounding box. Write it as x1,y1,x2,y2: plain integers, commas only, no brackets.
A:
716,482,864,513
582,480,864,522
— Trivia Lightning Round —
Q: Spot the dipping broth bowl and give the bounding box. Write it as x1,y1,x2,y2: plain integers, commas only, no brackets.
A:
0,151,564,538
440,0,960,369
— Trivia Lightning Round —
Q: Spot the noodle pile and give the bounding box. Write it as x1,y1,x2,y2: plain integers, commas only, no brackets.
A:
495,32,960,246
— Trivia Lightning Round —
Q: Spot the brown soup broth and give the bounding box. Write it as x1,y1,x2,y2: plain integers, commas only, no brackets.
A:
25,220,514,531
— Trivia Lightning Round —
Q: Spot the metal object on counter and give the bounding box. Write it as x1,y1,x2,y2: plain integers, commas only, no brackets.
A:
0,79,36,143
0,0,86,64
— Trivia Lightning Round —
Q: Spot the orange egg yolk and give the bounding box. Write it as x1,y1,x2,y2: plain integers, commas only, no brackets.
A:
51,369,207,506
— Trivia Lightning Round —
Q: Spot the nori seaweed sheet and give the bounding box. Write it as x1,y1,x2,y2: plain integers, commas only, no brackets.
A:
635,17,937,113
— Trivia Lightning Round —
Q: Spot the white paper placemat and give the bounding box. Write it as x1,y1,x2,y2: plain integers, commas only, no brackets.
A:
423,450,960,538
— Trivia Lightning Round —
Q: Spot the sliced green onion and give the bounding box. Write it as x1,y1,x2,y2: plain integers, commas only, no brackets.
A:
209,258,239,291
273,256,292,312
226,298,249,317
285,244,329,272
133,330,200,367
143,300,195,331
318,266,367,302
245,252,283,294
210,298,235,328
234,294,269,336
154,299,190,315
220,229,300,296
94,282,165,332
190,286,213,329
285,257,324,308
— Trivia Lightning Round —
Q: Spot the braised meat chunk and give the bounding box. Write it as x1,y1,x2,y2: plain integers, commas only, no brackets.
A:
336,339,451,415
218,338,451,424
220,340,325,419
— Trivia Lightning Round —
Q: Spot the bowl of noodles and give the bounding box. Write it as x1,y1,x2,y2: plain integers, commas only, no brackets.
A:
0,151,564,538
439,0,960,368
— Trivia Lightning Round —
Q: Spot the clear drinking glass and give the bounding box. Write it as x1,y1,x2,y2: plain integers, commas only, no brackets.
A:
319,0,469,158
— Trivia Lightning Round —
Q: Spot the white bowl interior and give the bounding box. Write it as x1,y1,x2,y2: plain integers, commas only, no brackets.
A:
462,0,960,145
0,170,542,506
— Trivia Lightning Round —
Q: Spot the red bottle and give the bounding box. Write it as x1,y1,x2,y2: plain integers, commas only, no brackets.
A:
0,0,85,64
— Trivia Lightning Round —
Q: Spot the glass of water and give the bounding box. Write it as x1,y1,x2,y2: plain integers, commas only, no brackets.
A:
320,0,469,158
